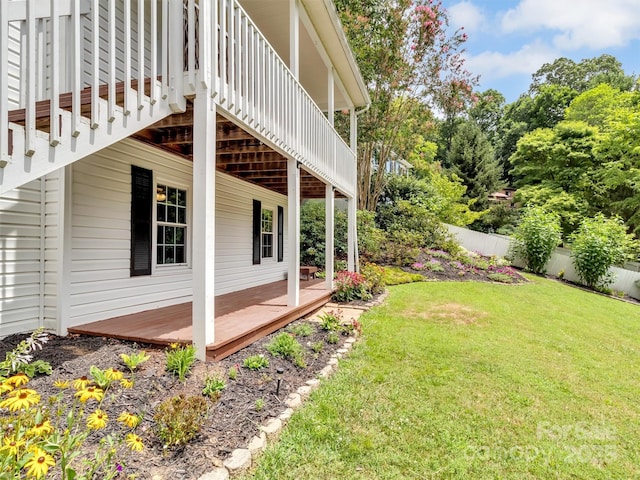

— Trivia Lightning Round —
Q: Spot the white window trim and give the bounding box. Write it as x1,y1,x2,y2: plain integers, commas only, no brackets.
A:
261,206,275,262
152,177,192,273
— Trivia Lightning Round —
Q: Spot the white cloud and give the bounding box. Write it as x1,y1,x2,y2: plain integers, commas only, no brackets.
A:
500,0,640,50
448,1,486,33
463,39,558,80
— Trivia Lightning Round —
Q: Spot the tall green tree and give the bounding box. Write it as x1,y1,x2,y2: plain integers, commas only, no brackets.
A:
529,54,635,94
335,0,477,210
447,122,501,211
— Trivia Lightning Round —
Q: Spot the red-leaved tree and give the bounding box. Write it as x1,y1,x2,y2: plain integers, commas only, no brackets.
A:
335,0,478,210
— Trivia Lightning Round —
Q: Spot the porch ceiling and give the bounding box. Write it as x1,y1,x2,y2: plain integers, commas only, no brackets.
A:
132,104,344,199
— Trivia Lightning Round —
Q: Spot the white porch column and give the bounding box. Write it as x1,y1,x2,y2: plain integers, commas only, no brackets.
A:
327,68,335,127
192,91,216,361
56,165,73,335
287,158,300,306
289,0,299,79
325,184,334,289
347,196,356,272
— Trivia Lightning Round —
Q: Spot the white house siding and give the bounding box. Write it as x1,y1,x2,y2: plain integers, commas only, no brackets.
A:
43,171,62,331
66,139,192,327
66,139,288,328
0,179,45,335
215,172,289,295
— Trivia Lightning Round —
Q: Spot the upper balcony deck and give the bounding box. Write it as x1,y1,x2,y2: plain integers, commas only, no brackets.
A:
0,0,366,197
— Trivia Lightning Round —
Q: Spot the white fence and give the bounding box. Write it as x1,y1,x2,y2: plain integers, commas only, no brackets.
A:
446,224,640,301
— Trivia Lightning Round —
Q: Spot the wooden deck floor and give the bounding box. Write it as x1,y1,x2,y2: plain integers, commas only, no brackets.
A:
67,279,331,360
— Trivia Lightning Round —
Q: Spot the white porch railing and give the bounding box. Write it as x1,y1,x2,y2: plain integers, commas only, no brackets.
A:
0,0,177,195
186,0,356,197
1,0,356,197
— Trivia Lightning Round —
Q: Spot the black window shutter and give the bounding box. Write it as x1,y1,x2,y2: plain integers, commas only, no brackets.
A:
131,166,153,276
277,205,284,262
252,199,261,265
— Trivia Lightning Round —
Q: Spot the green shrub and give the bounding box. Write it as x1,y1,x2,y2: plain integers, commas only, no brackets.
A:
153,394,209,447
327,332,340,344
0,329,51,380
510,205,562,274
288,323,314,337
300,201,348,267
311,341,324,353
570,214,638,289
333,271,371,302
243,354,270,370
357,210,386,263
383,267,424,285
318,310,342,331
360,262,386,294
266,333,306,368
487,273,514,284
202,373,226,399
165,344,196,382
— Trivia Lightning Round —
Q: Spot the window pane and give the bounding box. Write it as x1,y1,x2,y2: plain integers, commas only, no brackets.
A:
168,206,176,223
177,189,187,207
165,246,174,264
157,226,163,245
175,227,184,245
177,206,186,224
157,246,164,264
157,204,166,222
176,246,185,263
168,187,177,205
165,226,175,244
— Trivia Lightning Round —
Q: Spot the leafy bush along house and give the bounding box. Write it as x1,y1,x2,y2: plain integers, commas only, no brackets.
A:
0,0,369,359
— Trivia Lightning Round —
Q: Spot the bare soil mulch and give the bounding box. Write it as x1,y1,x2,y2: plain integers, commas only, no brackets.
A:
0,315,357,480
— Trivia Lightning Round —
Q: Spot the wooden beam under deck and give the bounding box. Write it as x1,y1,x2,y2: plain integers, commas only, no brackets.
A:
67,279,331,361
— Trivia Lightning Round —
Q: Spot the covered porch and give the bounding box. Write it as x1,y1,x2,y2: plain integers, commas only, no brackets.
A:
67,279,331,361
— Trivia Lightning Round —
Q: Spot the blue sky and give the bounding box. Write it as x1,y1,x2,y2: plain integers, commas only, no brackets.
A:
441,0,640,103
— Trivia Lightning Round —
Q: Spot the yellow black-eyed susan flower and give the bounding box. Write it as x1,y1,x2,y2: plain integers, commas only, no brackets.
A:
125,433,144,451
104,368,124,381
117,411,140,429
0,388,40,411
73,376,91,390
0,437,25,456
24,447,55,479
28,420,54,437
120,378,134,389
86,409,108,430
5,373,29,387
74,386,104,403
53,379,70,389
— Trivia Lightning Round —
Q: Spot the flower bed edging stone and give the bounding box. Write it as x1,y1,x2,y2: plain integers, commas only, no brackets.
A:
196,331,359,479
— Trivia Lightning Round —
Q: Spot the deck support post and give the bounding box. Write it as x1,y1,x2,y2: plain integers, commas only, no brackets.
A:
289,0,299,79
347,195,356,272
192,90,216,360
56,165,73,336
325,184,334,290
287,158,300,306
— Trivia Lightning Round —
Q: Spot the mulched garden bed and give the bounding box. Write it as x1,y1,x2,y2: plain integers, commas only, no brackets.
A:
0,314,355,480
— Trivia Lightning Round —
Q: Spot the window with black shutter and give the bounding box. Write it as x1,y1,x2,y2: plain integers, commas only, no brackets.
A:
253,199,261,264
130,166,153,276
277,206,284,262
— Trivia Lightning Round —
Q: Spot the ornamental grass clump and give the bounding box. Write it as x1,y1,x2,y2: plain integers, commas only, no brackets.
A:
165,344,196,382
0,334,145,479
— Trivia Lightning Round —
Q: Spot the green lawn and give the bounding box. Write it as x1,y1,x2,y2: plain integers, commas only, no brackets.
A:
242,276,640,479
